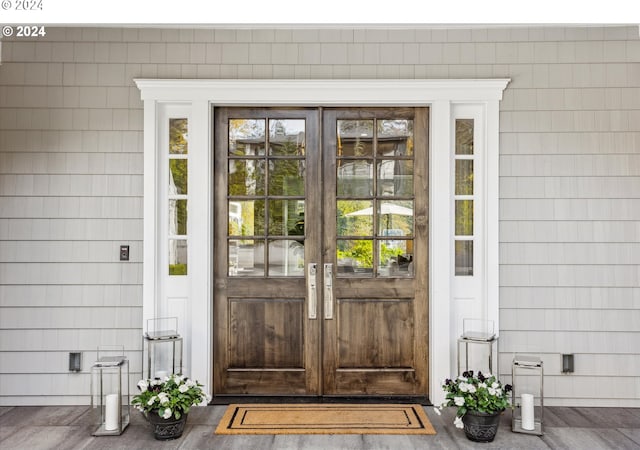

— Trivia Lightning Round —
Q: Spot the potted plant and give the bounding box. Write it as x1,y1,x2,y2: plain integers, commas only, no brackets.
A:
434,370,512,442
132,374,210,440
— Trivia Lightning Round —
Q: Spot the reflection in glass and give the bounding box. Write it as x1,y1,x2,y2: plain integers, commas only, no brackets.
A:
229,119,266,156
228,239,264,276
169,118,188,155
269,199,305,236
377,160,413,197
455,200,473,236
377,239,413,278
455,240,473,276
269,119,306,155
268,160,305,196
228,159,265,196
268,239,305,276
169,159,188,195
337,159,373,197
377,119,413,156
169,199,187,235
338,200,373,236
229,200,265,236
336,239,373,276
337,120,374,157
456,119,474,155
169,239,187,275
455,160,474,195
377,201,413,236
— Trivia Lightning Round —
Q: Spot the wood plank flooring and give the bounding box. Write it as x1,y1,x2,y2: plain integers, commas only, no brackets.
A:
0,405,638,449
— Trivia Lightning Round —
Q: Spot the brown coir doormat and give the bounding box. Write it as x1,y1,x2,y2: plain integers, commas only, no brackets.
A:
215,404,436,435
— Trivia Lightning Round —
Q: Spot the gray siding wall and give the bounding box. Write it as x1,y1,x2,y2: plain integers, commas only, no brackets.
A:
0,25,638,406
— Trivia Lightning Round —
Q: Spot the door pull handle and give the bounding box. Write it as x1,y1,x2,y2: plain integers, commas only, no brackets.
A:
307,263,317,319
324,263,333,320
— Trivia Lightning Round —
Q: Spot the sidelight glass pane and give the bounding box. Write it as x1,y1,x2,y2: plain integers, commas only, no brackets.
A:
455,119,474,155
228,239,264,276
169,199,187,235
268,159,305,196
455,240,473,276
337,200,373,237
229,200,265,236
169,239,187,275
169,118,188,155
377,201,414,236
169,159,188,195
337,120,374,157
228,159,265,196
337,159,373,197
377,160,413,197
455,200,473,236
377,119,413,156
455,160,474,195
268,239,305,276
336,239,373,276
229,119,265,156
377,239,414,277
269,119,306,155
269,199,305,236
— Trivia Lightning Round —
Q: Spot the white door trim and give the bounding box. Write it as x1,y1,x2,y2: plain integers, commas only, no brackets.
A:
135,78,509,404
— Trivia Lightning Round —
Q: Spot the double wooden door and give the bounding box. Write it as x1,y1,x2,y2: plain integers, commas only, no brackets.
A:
213,107,429,399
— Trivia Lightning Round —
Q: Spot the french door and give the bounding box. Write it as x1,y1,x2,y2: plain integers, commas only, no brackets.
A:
213,107,429,399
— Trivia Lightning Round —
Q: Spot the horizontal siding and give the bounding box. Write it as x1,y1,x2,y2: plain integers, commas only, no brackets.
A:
0,24,638,407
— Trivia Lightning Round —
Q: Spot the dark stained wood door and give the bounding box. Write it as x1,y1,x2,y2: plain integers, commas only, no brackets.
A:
322,108,429,396
213,108,322,396
213,107,428,399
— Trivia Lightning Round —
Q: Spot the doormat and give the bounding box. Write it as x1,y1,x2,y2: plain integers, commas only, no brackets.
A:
215,404,436,435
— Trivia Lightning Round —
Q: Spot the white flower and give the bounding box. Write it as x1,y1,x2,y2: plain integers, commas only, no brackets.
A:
454,416,464,429
459,382,469,392
495,388,502,396
478,382,487,389
162,408,172,419
468,384,477,394
488,387,497,396
178,384,189,393
491,382,500,389
433,407,442,416
152,378,162,386
137,380,148,392
454,396,465,406
457,376,468,382
158,392,169,405
147,396,157,406
186,379,197,388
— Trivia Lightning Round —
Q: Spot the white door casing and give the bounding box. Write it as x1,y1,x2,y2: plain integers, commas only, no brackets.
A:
136,79,509,404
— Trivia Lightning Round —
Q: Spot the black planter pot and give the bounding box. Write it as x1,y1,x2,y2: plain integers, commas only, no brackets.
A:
144,411,188,440
462,410,501,442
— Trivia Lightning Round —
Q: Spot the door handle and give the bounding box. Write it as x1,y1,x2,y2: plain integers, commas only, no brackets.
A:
307,263,317,319
324,263,333,320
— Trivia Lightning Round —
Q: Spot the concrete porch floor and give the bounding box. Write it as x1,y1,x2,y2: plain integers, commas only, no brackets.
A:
1,405,639,449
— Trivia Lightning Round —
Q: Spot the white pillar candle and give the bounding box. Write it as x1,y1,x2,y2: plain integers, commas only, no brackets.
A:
105,394,119,431
155,370,168,379
521,393,535,430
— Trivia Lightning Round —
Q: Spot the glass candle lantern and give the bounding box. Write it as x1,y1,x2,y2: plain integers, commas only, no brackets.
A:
90,346,130,436
143,317,183,378
511,354,544,435
457,318,498,376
